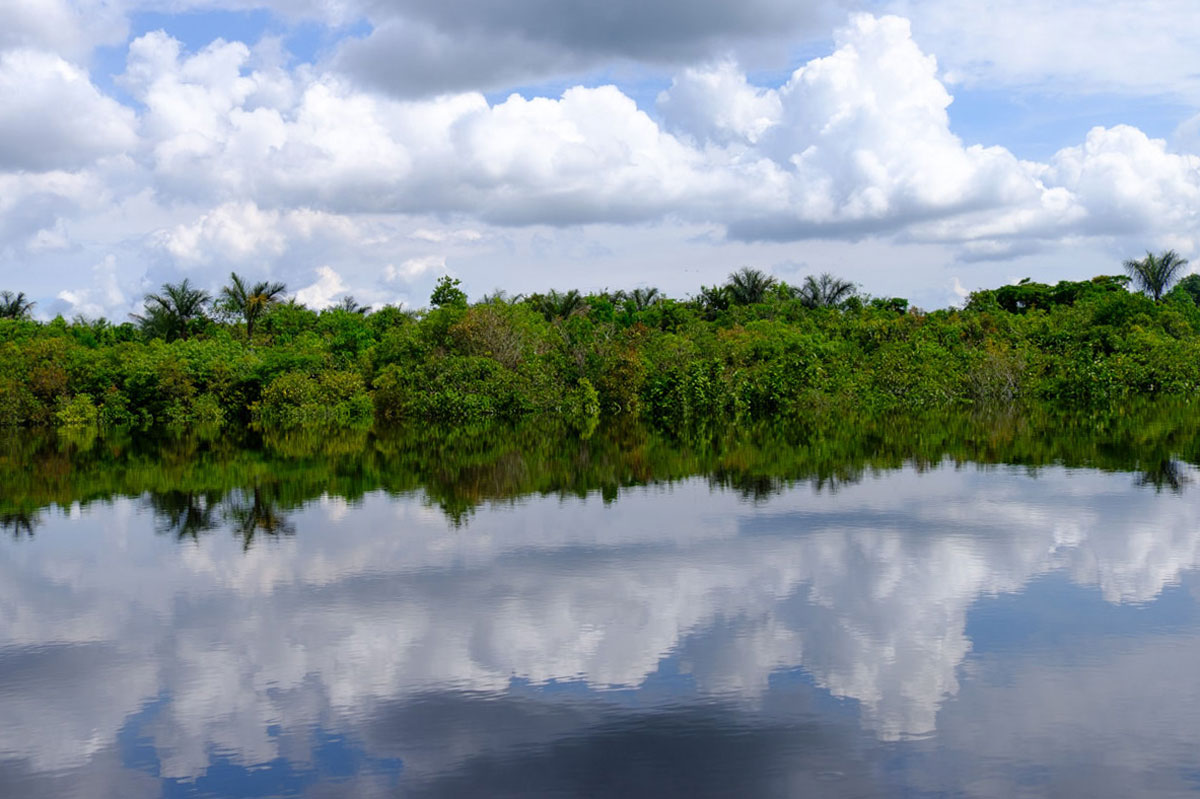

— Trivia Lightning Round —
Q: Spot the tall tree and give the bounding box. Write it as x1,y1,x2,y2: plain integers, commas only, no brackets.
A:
1123,250,1189,302
0,291,35,319
628,287,662,311
430,276,468,309
133,279,211,341
218,273,287,341
333,295,371,315
725,267,777,305
528,289,586,320
797,273,858,309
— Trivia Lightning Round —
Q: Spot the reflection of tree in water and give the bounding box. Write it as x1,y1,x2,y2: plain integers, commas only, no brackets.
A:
227,486,296,551
147,485,295,550
14,399,1200,538
1136,459,1191,494
150,490,225,541
2,510,41,538
711,468,867,501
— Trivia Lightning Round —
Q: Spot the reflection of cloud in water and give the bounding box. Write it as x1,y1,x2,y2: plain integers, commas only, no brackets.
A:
0,465,1199,782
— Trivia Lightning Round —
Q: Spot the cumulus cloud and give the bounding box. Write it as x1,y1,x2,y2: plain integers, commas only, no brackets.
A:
0,49,136,171
0,0,128,61
111,17,1200,256
3,9,1199,312
0,170,109,254
658,61,782,145
383,255,444,282
53,253,127,319
153,201,357,264
1046,125,1200,245
294,264,347,307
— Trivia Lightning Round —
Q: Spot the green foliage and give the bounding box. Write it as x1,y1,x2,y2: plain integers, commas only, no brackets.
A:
258,370,373,427
55,393,99,426
527,289,587,320
725,267,777,305
1123,250,1189,302
133,279,212,341
216,272,287,341
969,275,1130,314
1169,274,1200,306
4,267,1200,430
259,301,319,343
430,276,468,309
796,273,858,309
694,285,731,319
0,291,36,320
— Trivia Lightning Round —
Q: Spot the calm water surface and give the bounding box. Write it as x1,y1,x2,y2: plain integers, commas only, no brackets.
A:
3,417,1200,797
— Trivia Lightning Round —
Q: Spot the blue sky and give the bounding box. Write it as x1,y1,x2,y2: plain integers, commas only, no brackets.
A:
1,0,1198,317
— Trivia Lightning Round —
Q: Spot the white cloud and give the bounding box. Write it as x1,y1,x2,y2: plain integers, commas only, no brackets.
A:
2,10,1199,312
294,264,347,308
0,49,136,171
116,17,1200,258
54,254,127,319
153,201,357,265
1046,125,1200,246
410,227,484,244
26,218,71,253
892,0,1200,100
383,255,445,282
658,60,782,145
0,0,128,61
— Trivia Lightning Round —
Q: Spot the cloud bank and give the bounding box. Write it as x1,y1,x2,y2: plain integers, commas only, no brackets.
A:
0,7,1198,318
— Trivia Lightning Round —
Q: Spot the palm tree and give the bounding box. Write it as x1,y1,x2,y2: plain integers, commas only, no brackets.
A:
0,291,35,319
529,289,586,320
1123,250,1189,302
725,267,777,305
334,295,371,314
628,287,662,311
797,273,858,309
132,279,211,341
218,272,286,341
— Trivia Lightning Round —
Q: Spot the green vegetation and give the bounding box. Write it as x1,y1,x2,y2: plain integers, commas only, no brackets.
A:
216,272,287,341
3,254,1200,430
3,399,1198,534
1,291,36,320
1123,249,1189,302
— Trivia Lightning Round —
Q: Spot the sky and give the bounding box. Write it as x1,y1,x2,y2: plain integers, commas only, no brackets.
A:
1,0,1199,318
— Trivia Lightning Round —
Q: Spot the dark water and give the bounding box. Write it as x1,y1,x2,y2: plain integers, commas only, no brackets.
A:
4,410,1200,797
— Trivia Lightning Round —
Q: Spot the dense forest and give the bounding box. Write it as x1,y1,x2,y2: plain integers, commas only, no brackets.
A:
2,250,1199,430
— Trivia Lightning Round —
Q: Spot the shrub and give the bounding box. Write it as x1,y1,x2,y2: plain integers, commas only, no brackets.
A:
56,394,99,427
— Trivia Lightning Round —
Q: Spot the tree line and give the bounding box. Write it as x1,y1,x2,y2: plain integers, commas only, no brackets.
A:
1,251,1199,429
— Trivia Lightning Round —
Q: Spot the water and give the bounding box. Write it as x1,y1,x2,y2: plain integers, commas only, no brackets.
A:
3,414,1200,797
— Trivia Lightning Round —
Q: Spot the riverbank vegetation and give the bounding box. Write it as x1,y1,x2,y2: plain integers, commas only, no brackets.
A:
3,253,1200,429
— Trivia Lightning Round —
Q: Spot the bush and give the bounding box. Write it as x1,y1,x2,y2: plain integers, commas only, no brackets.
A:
56,394,99,427
258,370,372,427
